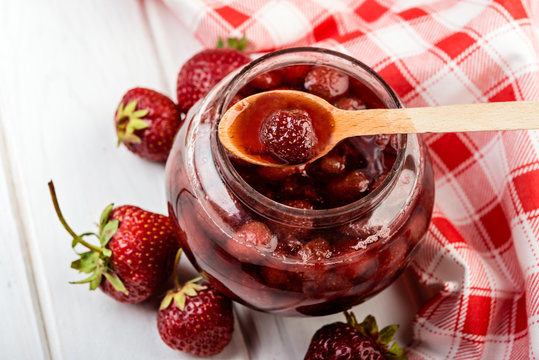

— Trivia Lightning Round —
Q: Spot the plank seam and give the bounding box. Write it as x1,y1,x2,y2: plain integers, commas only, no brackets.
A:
138,0,172,94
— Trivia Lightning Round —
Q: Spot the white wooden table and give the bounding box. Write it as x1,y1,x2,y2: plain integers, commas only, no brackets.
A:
1,1,536,359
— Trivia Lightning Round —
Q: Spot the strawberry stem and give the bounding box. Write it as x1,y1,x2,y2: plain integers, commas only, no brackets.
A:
48,181,102,253
172,248,183,290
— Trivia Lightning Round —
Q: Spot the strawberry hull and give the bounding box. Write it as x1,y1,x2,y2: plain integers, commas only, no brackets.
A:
166,48,434,316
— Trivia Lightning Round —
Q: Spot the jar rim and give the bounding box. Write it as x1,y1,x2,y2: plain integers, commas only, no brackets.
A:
212,47,407,227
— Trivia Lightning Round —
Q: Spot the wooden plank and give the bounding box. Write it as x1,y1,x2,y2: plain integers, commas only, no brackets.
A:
0,121,48,359
0,0,248,358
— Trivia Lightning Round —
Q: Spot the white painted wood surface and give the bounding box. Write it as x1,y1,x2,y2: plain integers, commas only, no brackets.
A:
0,1,428,359
0,125,48,359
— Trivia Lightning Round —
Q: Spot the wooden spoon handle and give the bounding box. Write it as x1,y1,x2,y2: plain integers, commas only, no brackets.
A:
333,101,539,139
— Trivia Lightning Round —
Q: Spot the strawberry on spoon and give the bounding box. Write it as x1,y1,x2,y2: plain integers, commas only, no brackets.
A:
157,249,234,356
49,181,179,303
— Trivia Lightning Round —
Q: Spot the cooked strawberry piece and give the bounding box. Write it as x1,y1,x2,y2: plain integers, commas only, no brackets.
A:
226,220,276,263
318,151,347,175
298,237,332,262
257,165,302,183
280,65,312,85
326,170,371,206
250,71,283,89
274,234,304,256
304,66,349,100
334,95,366,110
282,199,314,210
260,108,318,164
235,220,275,248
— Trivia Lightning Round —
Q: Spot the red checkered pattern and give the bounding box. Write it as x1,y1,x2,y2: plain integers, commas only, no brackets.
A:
164,0,539,358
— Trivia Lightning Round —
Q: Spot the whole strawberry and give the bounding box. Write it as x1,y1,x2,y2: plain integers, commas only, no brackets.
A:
157,251,234,356
176,40,250,113
115,87,182,162
49,181,179,303
304,312,407,360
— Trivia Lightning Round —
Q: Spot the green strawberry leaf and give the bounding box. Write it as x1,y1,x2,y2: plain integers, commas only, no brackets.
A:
99,203,114,230
387,342,407,359
216,36,224,48
217,34,247,51
183,287,198,297
237,33,247,51
361,315,378,337
89,273,102,291
100,219,118,246
124,99,137,115
227,33,247,51
126,118,150,133
344,311,358,328
122,132,142,144
70,271,99,285
190,283,207,291
132,109,149,118
103,271,128,295
174,292,187,311
71,251,99,273
102,248,112,257
71,232,97,248
160,291,174,311
378,325,399,345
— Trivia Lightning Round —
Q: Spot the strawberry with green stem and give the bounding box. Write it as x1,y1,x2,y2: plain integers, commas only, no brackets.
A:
304,311,407,360
157,249,234,356
176,36,251,114
49,181,179,303
115,87,182,163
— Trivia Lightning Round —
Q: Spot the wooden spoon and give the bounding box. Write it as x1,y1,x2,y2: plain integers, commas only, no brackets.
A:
218,90,539,167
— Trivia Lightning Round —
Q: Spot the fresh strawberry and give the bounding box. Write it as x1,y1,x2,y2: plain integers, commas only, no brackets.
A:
176,48,250,113
49,181,179,303
304,66,349,100
304,312,407,360
115,87,182,163
157,250,234,356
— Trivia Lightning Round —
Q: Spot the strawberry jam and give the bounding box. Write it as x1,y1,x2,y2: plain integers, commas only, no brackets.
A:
166,48,434,316
227,69,397,209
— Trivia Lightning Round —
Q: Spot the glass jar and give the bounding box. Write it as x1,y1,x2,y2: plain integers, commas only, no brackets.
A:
166,48,434,316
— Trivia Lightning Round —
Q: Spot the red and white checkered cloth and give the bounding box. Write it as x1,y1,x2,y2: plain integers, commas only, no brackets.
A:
164,0,539,358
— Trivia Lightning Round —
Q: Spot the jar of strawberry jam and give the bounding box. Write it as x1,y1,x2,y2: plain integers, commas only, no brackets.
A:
166,48,434,316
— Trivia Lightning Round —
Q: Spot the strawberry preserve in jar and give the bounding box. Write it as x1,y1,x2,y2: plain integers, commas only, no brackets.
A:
166,48,434,316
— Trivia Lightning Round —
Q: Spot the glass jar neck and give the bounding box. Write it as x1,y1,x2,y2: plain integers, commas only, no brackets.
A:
210,47,406,228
